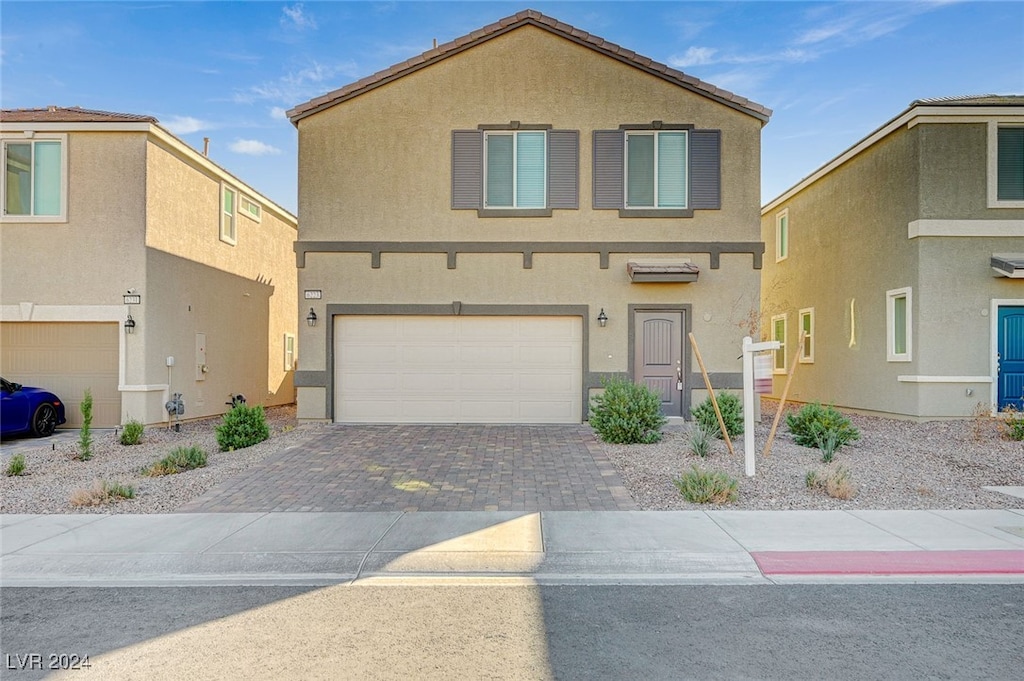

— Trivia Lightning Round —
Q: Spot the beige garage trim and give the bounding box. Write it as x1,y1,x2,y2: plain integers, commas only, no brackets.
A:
335,315,583,423
1,322,120,428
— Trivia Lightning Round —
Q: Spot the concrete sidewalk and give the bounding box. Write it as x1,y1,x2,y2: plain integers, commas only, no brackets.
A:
3,509,1023,587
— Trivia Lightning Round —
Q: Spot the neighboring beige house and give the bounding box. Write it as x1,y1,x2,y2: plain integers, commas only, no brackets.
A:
761,95,1024,419
1,106,298,428
288,10,771,424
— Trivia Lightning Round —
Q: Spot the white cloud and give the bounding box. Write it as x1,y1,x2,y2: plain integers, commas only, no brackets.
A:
270,106,289,120
672,46,718,68
281,3,317,31
229,139,282,156
162,115,212,135
235,60,360,105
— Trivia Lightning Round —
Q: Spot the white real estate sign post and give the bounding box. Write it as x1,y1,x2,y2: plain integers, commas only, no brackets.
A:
742,336,780,477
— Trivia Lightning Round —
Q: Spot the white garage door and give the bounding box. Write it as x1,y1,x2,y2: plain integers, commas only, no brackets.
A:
335,315,582,423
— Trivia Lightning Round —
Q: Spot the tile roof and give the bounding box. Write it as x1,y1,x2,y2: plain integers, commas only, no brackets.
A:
287,8,772,124
0,106,158,123
911,94,1024,107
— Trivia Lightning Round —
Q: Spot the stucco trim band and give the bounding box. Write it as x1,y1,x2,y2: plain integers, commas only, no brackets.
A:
897,376,994,383
908,220,1024,239
294,241,765,270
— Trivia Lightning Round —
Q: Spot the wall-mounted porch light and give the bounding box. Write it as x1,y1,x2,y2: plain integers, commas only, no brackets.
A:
306,307,318,327
597,308,608,327
124,314,136,334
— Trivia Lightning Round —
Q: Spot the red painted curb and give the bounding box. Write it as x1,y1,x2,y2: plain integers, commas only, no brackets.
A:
751,550,1024,575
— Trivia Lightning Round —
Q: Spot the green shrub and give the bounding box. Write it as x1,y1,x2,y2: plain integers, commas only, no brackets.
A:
77,389,94,461
120,419,144,446
688,423,714,458
673,465,739,504
144,446,208,476
786,402,860,451
5,454,27,477
588,378,667,444
1002,405,1024,441
691,392,743,440
216,404,270,451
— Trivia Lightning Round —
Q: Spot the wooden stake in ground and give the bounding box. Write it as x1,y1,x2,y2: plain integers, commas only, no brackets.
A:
762,332,806,458
688,332,735,456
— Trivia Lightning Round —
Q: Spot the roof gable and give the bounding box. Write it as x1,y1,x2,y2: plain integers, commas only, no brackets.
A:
287,9,771,125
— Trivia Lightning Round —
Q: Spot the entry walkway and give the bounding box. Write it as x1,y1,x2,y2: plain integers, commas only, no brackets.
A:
177,425,637,513
2,510,1022,587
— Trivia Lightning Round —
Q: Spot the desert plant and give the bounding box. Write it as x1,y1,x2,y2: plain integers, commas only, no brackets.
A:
786,402,859,450
5,454,27,477
816,428,841,463
1001,405,1024,441
806,465,857,500
120,419,144,446
673,465,739,504
77,389,94,461
688,423,714,458
970,401,1000,442
691,392,743,440
588,378,667,444
144,446,208,476
216,404,270,451
69,479,135,507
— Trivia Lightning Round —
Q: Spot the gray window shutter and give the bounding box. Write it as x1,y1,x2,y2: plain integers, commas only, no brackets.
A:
452,130,483,209
593,130,624,209
690,129,721,210
548,130,578,209
997,127,1024,201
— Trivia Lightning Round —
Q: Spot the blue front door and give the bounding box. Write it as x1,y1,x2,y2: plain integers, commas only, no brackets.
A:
998,306,1024,411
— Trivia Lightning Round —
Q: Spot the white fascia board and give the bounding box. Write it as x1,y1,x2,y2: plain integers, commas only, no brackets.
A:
762,105,1024,215
908,220,1024,238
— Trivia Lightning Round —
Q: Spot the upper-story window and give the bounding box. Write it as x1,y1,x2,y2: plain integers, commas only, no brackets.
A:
988,123,1024,208
775,208,789,262
452,124,578,217
221,184,237,245
625,130,688,209
240,195,262,222
1,134,67,222
593,124,721,217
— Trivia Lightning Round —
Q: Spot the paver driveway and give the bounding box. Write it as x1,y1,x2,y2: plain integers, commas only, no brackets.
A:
177,425,637,512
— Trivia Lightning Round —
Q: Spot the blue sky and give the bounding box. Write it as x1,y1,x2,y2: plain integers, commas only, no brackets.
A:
2,1,1022,214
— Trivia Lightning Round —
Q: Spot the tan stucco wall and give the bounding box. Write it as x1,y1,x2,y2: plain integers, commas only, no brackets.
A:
295,25,765,422
761,119,1024,418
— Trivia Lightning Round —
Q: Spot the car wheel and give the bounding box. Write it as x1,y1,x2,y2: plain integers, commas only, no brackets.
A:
31,404,58,437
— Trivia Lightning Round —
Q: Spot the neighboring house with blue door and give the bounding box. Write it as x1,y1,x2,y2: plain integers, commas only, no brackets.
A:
287,9,771,424
760,95,1024,418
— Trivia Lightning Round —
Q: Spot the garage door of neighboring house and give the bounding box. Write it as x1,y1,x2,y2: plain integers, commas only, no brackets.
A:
1,322,120,428
335,315,583,423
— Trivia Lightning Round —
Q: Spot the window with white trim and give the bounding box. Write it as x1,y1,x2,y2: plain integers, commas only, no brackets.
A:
240,196,261,222
799,307,814,363
989,123,1024,207
221,184,237,245
1,134,67,221
484,130,546,209
771,313,787,374
886,287,912,362
283,333,295,371
776,208,789,262
625,130,688,209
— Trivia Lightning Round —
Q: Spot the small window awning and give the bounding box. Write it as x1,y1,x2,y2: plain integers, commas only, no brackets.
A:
992,254,1024,278
627,261,700,283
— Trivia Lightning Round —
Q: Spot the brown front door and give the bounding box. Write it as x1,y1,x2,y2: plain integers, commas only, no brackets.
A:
633,310,684,417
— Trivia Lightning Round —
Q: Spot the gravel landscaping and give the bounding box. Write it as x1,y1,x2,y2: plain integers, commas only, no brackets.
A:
1,401,1022,514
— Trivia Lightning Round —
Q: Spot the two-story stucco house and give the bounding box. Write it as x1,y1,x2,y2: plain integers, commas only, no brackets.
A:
1,106,298,428
288,10,770,424
761,95,1024,419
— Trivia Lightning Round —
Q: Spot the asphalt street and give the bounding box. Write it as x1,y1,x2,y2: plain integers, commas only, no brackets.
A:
3,583,1022,680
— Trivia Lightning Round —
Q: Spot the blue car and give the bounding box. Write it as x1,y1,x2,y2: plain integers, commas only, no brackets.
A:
1,377,66,438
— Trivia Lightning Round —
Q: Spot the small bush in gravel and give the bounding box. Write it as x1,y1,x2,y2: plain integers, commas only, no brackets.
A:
70,479,135,507
589,378,667,444
77,389,94,461
786,402,859,451
120,419,144,446
688,423,714,458
143,446,208,476
806,465,857,500
691,392,743,440
673,465,738,504
216,404,270,451
1001,405,1024,441
5,454,27,477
